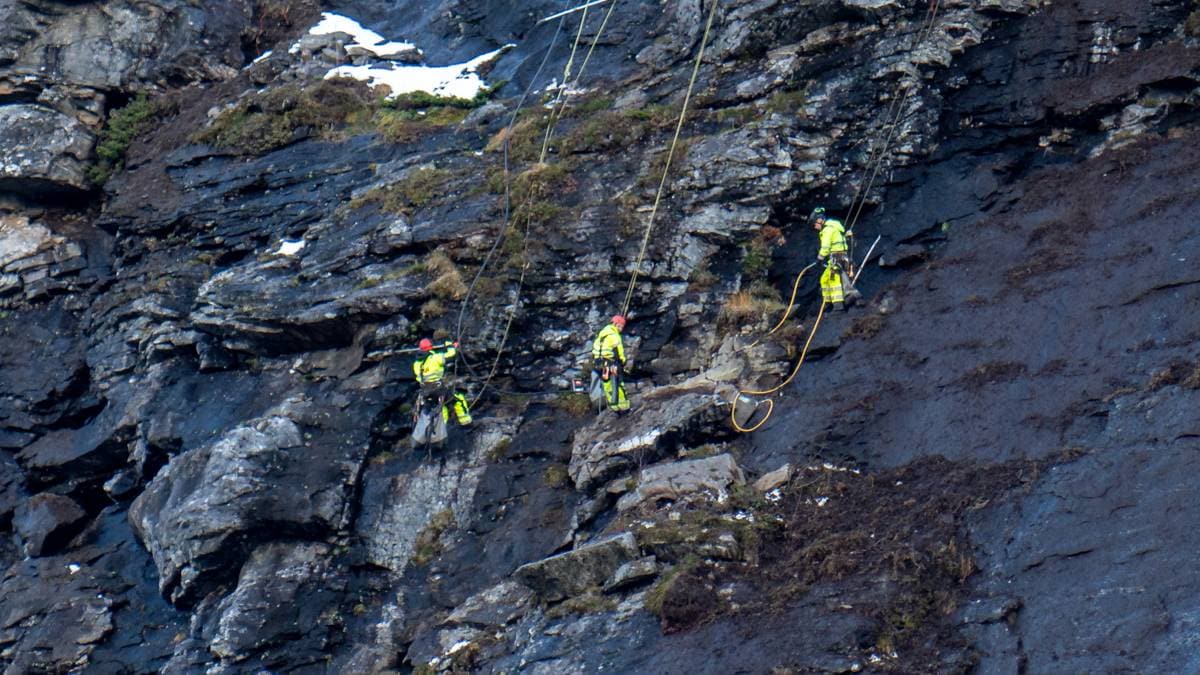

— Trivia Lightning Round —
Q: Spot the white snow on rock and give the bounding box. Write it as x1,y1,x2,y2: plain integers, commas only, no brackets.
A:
327,46,510,100
277,239,305,256
305,12,419,58
290,11,509,100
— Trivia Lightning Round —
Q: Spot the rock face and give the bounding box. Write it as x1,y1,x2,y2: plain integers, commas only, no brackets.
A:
204,541,341,664
0,0,260,194
129,405,362,605
569,385,726,492
967,385,1200,672
514,533,640,602
13,492,87,556
0,106,94,193
1,0,1200,672
616,453,744,511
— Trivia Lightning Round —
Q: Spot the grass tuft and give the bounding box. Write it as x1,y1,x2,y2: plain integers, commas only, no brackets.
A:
411,508,456,567
354,167,453,215
87,94,161,185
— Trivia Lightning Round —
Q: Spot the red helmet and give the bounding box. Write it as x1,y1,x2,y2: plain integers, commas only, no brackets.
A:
611,315,626,328
419,338,433,352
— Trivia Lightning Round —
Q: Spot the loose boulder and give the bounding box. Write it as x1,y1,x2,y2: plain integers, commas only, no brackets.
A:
129,408,360,606
616,454,745,511
13,493,87,557
0,105,94,193
514,533,639,602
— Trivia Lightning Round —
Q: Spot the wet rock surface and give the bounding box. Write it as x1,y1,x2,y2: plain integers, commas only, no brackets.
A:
514,532,639,602
616,452,744,512
0,0,1199,671
0,106,94,193
13,492,87,557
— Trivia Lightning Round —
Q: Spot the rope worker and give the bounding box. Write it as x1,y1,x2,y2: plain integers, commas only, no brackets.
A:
590,315,630,413
810,206,862,311
413,338,472,426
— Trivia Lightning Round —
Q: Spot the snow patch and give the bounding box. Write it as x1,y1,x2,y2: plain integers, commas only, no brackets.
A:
306,12,419,58
277,239,305,256
808,462,862,475
327,45,510,100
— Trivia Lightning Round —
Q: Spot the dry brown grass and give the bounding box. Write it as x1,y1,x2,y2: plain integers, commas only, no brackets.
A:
425,251,467,300
718,290,784,330
485,115,545,161
843,313,884,340
420,299,446,319
1146,359,1200,391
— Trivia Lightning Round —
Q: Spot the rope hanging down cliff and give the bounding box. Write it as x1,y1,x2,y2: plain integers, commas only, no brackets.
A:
455,2,620,403
451,11,569,389
843,0,943,264
621,0,721,317
731,0,944,433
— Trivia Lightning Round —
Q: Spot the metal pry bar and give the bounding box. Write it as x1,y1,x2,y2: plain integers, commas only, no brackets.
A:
536,0,611,25
852,235,883,285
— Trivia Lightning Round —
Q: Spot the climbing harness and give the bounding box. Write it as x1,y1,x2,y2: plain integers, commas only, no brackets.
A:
411,388,449,452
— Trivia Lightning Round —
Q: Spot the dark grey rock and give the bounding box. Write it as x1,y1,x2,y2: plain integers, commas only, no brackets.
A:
446,580,534,627
616,453,745,511
515,533,639,602
603,556,659,593
0,105,93,193
129,408,361,605
959,595,1021,625
569,384,724,492
1,0,1197,672
878,243,927,268
0,451,24,524
0,563,114,670
13,492,87,557
207,541,340,661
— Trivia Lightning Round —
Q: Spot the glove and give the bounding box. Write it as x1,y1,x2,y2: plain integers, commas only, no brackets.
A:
815,258,825,266
846,230,854,237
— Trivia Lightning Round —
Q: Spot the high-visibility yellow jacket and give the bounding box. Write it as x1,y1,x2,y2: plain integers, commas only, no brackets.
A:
818,219,849,258
414,346,456,384
592,324,625,363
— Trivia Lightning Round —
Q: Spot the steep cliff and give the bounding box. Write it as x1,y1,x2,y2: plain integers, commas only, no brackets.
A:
2,0,1199,672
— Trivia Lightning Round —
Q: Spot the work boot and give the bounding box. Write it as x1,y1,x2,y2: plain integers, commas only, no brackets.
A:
835,301,846,312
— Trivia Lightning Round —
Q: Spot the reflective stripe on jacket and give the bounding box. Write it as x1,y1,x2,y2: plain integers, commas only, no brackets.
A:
413,347,456,384
592,324,625,362
818,219,848,257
